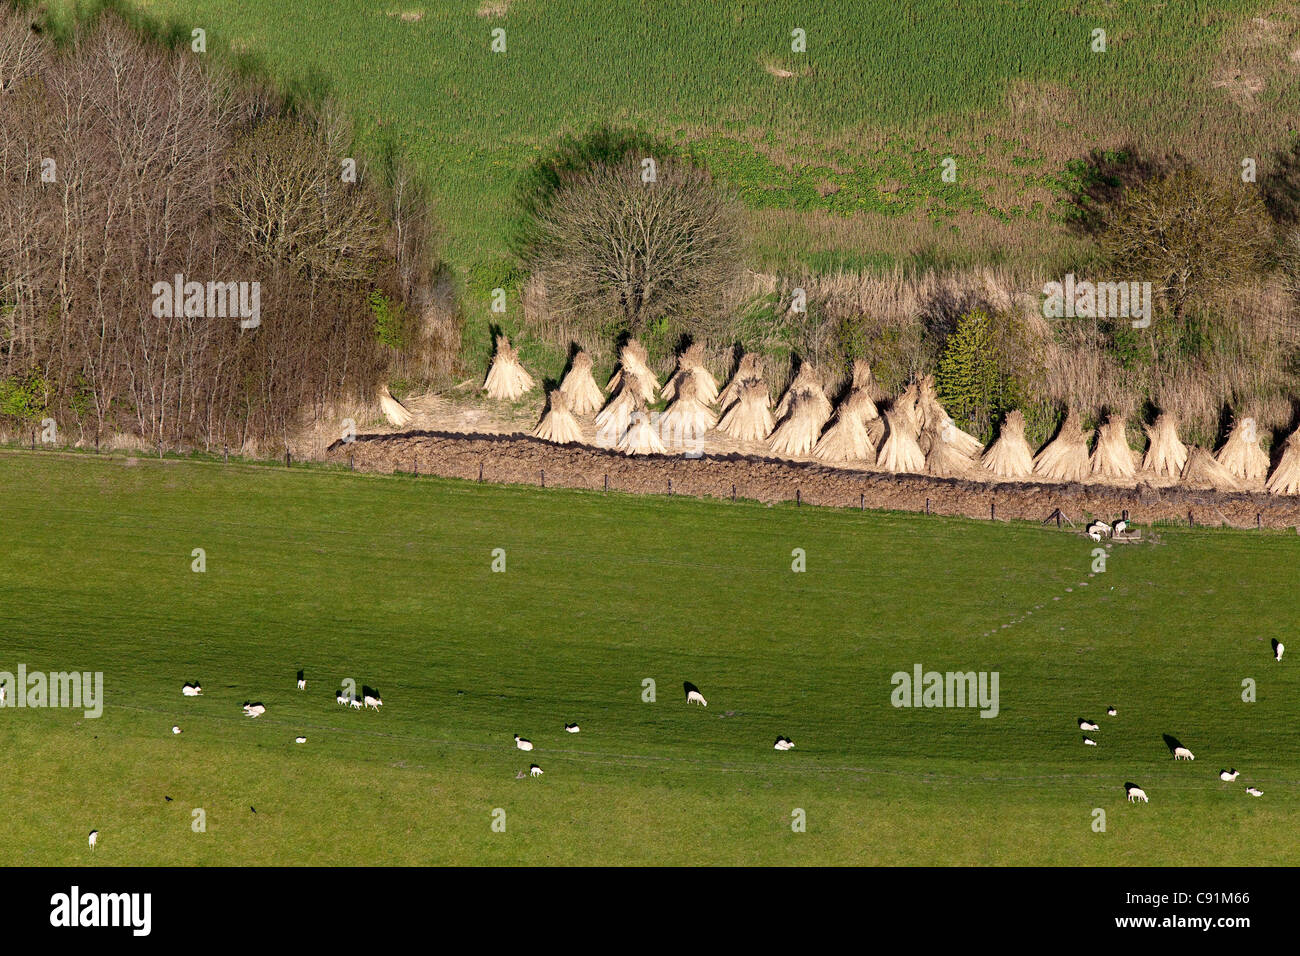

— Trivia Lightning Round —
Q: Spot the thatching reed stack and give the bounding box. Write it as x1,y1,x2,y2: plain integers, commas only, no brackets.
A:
534,389,583,444
1180,446,1240,490
662,343,719,405
1089,414,1137,480
559,350,605,415
718,378,775,441
658,375,716,443
483,334,536,401
1140,413,1187,478
1215,416,1269,482
980,410,1033,478
617,401,667,455
378,384,413,429
1265,429,1300,495
1033,409,1091,482
768,392,824,457
814,390,877,463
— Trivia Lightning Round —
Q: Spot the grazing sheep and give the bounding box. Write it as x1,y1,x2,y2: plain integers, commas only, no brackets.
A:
1126,785,1148,803
364,694,382,711
297,678,306,691
774,736,795,751
1173,747,1195,761
564,723,580,733
1274,640,1285,663
1220,769,1239,782
686,689,708,707
1086,520,1112,540
515,735,534,752
1106,707,1117,717
336,691,348,705
182,683,202,697
349,697,363,710
295,736,307,744
1113,518,1129,535
1079,719,1099,731
172,726,181,735
529,764,543,777
242,703,266,718
88,830,98,850
1246,786,1263,797
1083,736,1097,746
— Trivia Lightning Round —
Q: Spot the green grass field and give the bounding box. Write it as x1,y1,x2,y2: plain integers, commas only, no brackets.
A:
73,0,1286,286
1,451,1296,864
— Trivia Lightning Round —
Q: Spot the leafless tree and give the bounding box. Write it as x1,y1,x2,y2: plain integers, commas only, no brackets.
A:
531,157,741,337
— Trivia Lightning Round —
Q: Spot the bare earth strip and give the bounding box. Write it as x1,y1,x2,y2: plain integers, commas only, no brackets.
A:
329,431,1300,530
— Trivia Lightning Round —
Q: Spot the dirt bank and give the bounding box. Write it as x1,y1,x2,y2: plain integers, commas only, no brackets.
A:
327,430,1300,530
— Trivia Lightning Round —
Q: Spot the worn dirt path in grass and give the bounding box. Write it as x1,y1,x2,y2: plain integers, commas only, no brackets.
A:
327,429,1300,530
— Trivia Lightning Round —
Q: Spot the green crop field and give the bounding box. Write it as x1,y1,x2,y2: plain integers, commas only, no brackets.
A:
63,0,1287,288
1,451,1296,865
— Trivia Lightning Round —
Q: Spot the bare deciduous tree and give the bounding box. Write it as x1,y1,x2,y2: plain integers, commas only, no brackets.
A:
0,9,435,450
1099,168,1272,315
531,157,741,337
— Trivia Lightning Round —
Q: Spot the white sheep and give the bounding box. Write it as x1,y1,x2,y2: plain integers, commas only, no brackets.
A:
1083,736,1097,746
515,735,533,751
686,690,708,707
242,703,266,718
1173,747,1194,761
1106,706,1117,717
564,723,580,733
529,764,543,777
1220,769,1239,782
1246,786,1263,797
774,737,794,751
336,691,348,705
1126,785,1148,803
297,678,306,691
349,697,363,710
172,726,181,735
1079,719,1099,731
182,683,202,697
1275,641,1285,663
88,830,98,850
1113,518,1129,535
295,736,307,744
1087,520,1111,541
364,694,382,711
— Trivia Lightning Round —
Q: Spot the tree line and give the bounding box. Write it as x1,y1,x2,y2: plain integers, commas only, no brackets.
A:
0,7,435,449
